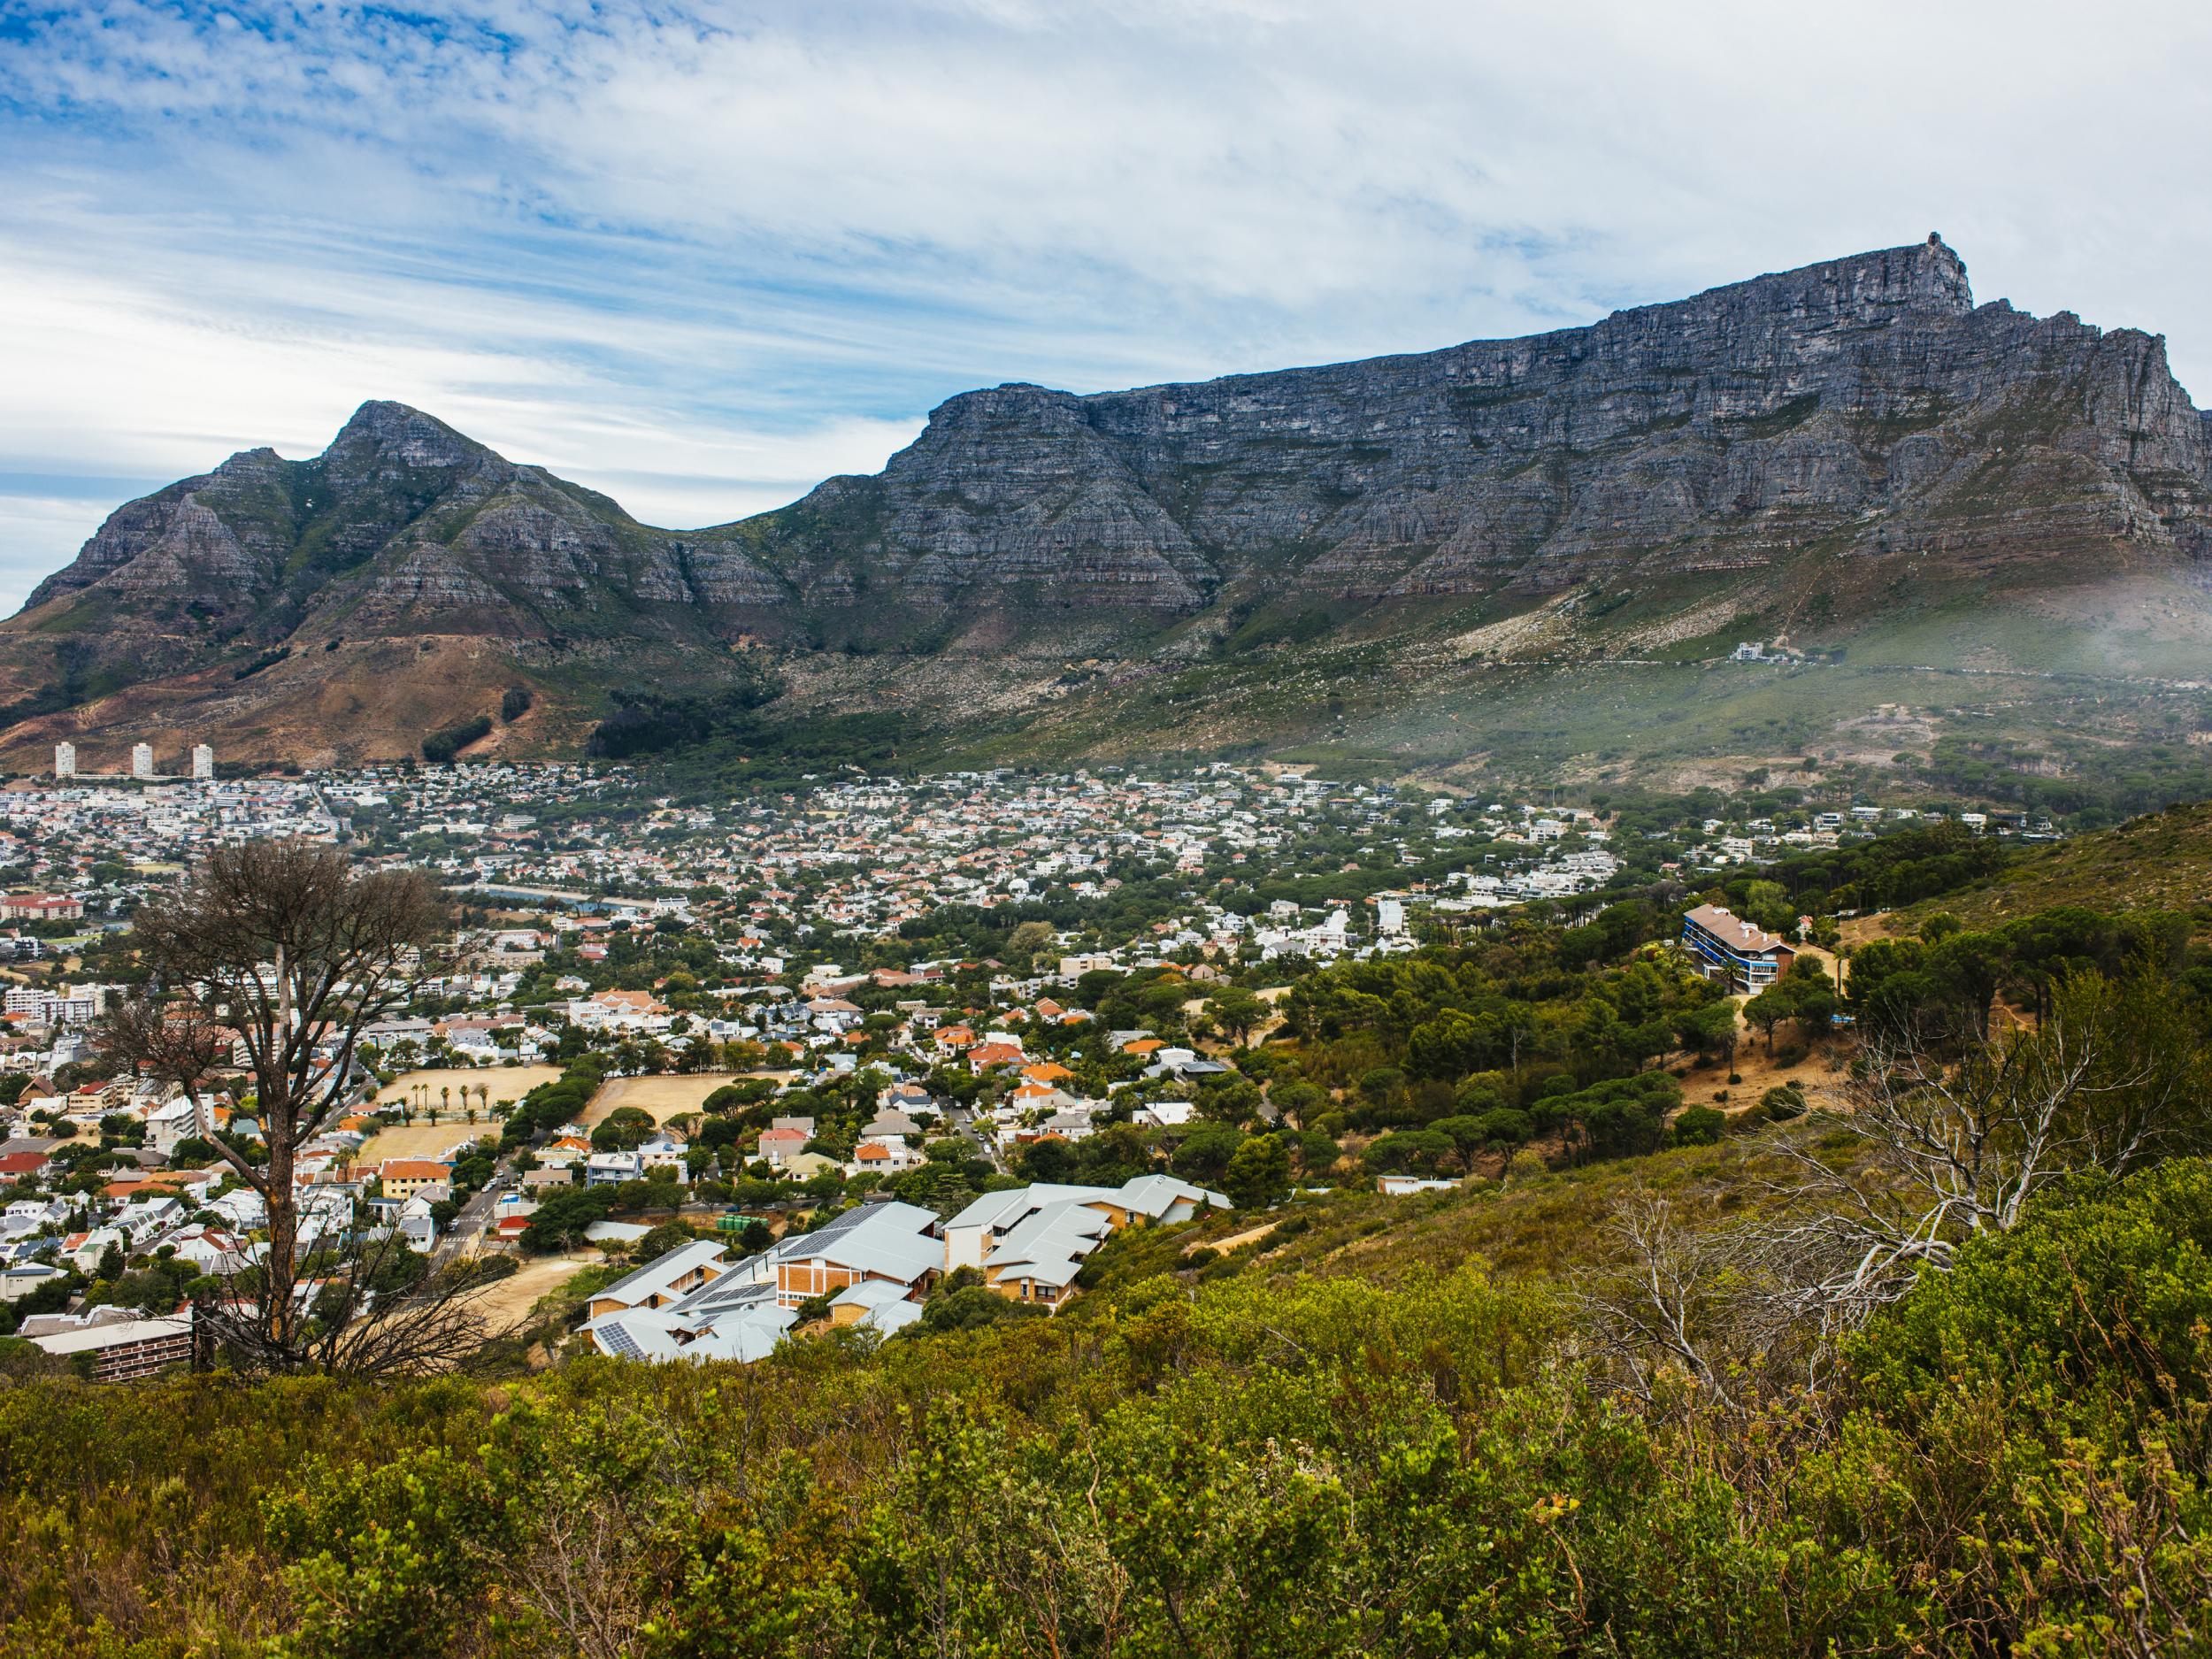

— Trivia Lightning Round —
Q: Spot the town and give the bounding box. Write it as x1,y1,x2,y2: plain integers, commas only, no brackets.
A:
0,752,2064,1378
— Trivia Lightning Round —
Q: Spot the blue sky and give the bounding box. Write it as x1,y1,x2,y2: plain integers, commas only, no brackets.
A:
4,0,2209,615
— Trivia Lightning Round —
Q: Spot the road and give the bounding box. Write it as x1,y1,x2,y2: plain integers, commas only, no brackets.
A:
433,1152,520,1266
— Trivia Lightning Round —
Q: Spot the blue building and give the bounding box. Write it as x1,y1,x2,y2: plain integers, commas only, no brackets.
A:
1681,903,1795,995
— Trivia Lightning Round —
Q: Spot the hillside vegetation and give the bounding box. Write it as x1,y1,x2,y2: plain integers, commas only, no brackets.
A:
1865,800,2212,939
2,1153,2209,1656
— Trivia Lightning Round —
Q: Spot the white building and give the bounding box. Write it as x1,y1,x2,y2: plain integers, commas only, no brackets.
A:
130,743,155,780
52,743,74,780
190,743,214,781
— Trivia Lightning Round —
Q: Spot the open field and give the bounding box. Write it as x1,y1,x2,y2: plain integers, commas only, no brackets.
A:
355,1122,500,1164
472,1252,607,1333
359,1065,563,1162
579,1071,795,1127
373,1065,563,1113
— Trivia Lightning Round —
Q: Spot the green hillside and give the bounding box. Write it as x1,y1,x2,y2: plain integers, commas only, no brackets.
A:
1870,799,2212,937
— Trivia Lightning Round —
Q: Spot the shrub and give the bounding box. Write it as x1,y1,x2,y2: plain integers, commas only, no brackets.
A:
1672,1104,1726,1147
1760,1085,1807,1121
422,714,493,763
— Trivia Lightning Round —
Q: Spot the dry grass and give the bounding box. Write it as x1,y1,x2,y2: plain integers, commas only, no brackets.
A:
359,1065,563,1162
580,1072,771,1128
470,1252,608,1333
357,1122,499,1164
374,1065,562,1111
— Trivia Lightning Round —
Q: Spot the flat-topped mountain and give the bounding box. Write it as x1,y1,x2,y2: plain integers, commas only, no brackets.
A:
8,235,2210,774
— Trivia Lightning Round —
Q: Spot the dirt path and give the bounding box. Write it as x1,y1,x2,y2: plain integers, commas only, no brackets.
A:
472,1251,606,1333
1191,1220,1280,1256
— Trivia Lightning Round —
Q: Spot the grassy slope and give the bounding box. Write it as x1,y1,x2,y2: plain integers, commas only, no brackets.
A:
1078,1135,1797,1300
1869,799,2212,937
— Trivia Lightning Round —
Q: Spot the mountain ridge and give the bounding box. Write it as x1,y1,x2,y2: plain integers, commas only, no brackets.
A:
8,234,2212,775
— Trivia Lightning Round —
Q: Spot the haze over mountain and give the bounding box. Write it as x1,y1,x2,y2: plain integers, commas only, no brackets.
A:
7,236,2209,779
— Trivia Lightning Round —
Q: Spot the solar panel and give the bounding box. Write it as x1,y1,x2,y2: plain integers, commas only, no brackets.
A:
598,1323,645,1360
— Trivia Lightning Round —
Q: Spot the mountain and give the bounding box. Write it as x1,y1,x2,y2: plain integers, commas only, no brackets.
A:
9,234,2212,780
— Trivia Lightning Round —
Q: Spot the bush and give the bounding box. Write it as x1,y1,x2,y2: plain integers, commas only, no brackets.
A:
1672,1105,1726,1147
422,714,493,764
1831,1160,2212,1648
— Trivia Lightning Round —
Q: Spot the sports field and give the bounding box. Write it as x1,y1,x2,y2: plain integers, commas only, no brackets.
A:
359,1065,564,1162
579,1072,786,1128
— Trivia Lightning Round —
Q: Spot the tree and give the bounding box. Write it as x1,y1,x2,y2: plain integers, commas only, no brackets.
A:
1742,987,1787,1056
522,1185,615,1255
100,841,467,1374
1169,1123,1243,1185
1764,971,2211,1332
1007,919,1057,969
1222,1133,1291,1210
1209,987,1266,1047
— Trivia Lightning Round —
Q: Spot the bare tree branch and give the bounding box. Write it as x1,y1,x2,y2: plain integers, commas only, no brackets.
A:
103,840,457,1373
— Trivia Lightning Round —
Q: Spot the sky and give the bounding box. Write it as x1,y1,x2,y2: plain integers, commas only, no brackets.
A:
4,0,2210,616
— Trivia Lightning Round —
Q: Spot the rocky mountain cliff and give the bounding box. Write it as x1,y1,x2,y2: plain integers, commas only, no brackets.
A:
8,235,2211,771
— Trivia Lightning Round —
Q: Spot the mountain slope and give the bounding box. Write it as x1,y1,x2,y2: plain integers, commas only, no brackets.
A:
8,235,2212,773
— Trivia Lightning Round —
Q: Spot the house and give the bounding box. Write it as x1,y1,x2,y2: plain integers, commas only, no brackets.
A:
537,1134,594,1169
583,1293,795,1365
966,1041,1025,1072
146,1095,210,1156
376,1159,451,1202
1680,904,1796,994
0,1261,65,1302
0,1150,53,1183
25,1310,193,1382
764,1199,943,1309
584,1239,733,1320
585,1150,643,1187
164,1225,252,1276
756,1126,810,1170
396,1195,439,1250
0,895,82,924
825,1277,925,1335
565,989,672,1033
1379,1175,1459,1197
944,1175,1231,1311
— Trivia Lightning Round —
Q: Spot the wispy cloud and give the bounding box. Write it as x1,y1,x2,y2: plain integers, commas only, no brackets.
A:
4,0,2210,613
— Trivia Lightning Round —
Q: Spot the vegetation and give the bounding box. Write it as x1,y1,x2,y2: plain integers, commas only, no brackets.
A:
14,808,2212,1654
422,714,494,763
2,1155,2208,1655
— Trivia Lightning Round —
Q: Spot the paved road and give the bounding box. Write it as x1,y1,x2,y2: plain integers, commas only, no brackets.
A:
432,1153,518,1266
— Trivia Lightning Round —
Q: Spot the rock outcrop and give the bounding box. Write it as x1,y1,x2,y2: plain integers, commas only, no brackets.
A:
8,235,2211,760
749,235,2209,613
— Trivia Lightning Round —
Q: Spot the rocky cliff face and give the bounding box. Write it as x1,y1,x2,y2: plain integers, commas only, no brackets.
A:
751,235,2210,613
8,236,2211,762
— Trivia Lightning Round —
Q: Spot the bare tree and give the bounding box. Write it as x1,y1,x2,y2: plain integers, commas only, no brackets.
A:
1575,1190,1801,1409
190,1210,514,1378
1762,971,2205,1332
103,840,459,1372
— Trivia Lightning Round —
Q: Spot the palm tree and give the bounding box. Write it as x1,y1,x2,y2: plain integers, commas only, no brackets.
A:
440,1085,452,1122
